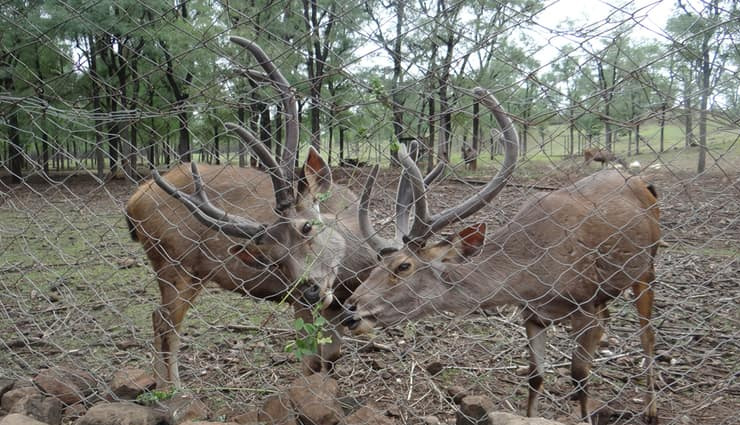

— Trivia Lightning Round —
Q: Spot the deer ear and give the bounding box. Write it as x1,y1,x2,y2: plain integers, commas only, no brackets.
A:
301,146,332,199
441,223,486,262
229,244,271,269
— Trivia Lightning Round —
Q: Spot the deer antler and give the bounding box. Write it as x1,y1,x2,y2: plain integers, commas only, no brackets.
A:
404,87,518,243
394,141,444,240
229,36,299,184
152,163,266,239
359,141,445,252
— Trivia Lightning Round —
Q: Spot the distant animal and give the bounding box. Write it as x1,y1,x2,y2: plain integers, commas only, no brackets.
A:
583,147,626,168
344,91,661,424
339,158,368,168
462,143,478,170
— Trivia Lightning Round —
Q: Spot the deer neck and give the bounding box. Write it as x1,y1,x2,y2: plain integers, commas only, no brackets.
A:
440,229,535,313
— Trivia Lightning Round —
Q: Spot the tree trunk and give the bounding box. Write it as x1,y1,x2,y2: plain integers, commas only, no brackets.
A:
659,102,667,153
471,99,479,171
339,127,345,162
427,92,436,172
697,38,710,173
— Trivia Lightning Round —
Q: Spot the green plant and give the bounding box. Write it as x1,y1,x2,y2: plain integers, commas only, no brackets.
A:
284,303,332,360
136,388,177,405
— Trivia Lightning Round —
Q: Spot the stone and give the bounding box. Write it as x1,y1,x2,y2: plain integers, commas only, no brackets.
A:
456,396,495,425
180,422,239,425
426,362,444,376
2,388,42,412
286,374,342,425
76,402,170,425
34,367,97,405
421,416,441,425
231,411,262,424
110,369,156,401
63,403,88,421
0,414,50,425
344,406,393,425
0,379,15,399
9,394,63,425
487,412,570,425
153,394,209,425
259,395,295,425
445,386,468,405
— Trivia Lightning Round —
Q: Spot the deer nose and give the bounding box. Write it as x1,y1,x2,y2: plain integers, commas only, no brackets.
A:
341,304,359,329
302,283,321,305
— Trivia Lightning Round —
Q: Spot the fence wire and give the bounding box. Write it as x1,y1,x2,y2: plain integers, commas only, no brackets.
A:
1,1,738,425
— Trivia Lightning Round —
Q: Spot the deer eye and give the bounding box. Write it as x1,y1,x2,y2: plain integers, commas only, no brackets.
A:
301,222,313,235
396,262,411,273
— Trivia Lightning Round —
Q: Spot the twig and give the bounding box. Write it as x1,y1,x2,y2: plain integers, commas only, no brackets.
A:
407,361,416,401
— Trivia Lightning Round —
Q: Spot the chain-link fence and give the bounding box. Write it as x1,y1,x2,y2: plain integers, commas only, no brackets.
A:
1,1,738,425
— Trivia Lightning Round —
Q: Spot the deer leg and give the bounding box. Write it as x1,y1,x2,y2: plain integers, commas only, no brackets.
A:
524,318,548,418
633,274,658,425
153,270,201,388
570,310,604,423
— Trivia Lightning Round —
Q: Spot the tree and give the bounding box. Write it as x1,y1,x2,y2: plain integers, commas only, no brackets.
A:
667,0,738,173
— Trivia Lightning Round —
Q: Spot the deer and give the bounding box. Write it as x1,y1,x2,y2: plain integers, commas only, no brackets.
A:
583,147,626,169
343,88,660,424
462,142,478,170
125,37,386,387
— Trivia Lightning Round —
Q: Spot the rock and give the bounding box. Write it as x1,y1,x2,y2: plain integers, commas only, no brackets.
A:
286,374,342,425
34,367,97,405
487,412,569,425
231,411,262,424
0,379,15,399
8,393,63,425
153,394,209,425
344,406,393,425
426,362,444,376
445,386,467,405
421,415,441,425
180,422,239,425
110,369,156,400
64,403,88,420
456,396,495,425
0,414,50,425
76,402,169,425
2,388,42,412
260,395,295,425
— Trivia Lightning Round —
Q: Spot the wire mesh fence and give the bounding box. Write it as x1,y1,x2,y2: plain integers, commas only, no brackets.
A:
1,1,738,425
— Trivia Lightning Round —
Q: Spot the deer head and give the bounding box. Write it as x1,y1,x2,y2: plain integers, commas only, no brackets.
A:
346,87,518,330
150,36,343,306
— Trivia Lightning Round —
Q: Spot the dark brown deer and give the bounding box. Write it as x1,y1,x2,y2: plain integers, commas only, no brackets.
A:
344,88,660,424
125,37,379,387
462,142,478,170
583,147,626,169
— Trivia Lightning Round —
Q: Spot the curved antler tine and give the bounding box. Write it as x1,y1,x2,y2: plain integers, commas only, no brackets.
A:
151,166,265,239
396,144,432,242
422,87,518,236
360,165,397,252
424,161,445,186
225,123,293,211
229,36,299,184
394,141,445,240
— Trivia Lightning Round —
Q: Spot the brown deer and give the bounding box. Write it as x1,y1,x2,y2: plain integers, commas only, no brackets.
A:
125,37,379,387
583,147,626,169
462,142,478,170
344,88,660,424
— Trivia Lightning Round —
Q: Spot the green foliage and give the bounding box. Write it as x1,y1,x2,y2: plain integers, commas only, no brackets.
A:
284,305,332,361
136,388,177,405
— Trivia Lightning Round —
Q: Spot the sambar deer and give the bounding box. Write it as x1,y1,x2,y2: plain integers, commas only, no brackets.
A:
125,37,380,387
583,147,626,169
344,88,660,424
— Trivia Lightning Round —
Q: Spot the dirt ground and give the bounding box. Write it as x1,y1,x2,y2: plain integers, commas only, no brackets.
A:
1,162,738,424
